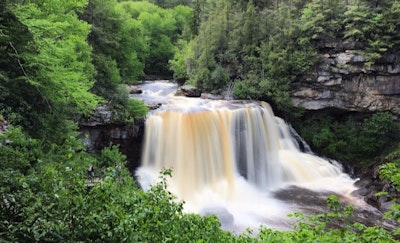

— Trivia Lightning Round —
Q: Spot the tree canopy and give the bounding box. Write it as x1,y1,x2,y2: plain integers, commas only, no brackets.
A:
172,0,400,110
1,0,101,141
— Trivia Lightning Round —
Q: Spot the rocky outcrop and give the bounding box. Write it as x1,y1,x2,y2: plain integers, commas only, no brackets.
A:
79,107,145,172
129,85,143,94
352,161,400,213
175,84,202,97
291,47,400,116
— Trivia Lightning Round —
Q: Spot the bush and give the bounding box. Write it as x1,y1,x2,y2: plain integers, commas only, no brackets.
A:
125,98,149,121
297,113,399,163
1,125,399,242
359,112,398,157
108,85,149,124
0,126,42,174
380,148,400,231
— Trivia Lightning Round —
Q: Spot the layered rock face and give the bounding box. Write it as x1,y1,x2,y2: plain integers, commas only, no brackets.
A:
79,106,145,172
291,45,400,116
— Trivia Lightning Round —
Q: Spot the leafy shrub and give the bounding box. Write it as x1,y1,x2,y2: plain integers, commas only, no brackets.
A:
96,145,127,168
0,126,42,174
359,112,398,157
0,127,232,242
233,78,262,100
298,113,399,163
125,98,149,121
108,85,149,124
380,149,400,231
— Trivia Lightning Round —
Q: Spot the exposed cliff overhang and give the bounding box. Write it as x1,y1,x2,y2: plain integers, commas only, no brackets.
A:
291,49,400,116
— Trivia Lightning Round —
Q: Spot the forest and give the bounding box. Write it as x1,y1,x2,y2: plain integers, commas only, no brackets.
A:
0,0,399,241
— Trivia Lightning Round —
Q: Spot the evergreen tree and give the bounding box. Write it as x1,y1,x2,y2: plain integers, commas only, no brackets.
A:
344,0,400,64
299,0,346,43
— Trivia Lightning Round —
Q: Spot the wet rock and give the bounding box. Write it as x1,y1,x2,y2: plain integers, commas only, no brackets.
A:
81,106,113,125
130,86,142,94
379,200,394,212
147,103,162,110
354,177,372,188
274,185,399,231
175,85,201,97
351,187,369,197
352,161,400,213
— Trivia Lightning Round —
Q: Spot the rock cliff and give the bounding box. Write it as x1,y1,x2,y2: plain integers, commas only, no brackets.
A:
79,106,145,172
291,44,400,116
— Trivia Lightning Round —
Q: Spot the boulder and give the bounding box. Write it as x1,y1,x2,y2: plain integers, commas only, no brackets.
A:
175,85,201,97
130,85,142,94
352,162,400,213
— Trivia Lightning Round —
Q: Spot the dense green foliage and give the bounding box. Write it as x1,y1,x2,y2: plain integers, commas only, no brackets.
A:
297,112,399,163
1,0,400,241
172,0,400,111
0,127,234,242
0,0,160,140
380,149,400,233
1,127,399,242
344,0,400,65
79,0,192,107
0,0,101,141
171,0,320,110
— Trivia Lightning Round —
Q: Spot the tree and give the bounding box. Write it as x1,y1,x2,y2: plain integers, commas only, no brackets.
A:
344,0,400,65
1,0,101,141
185,1,234,91
82,0,122,93
117,1,191,77
0,0,37,128
299,0,346,43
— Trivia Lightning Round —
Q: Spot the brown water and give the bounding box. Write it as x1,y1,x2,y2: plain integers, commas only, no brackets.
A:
134,81,368,232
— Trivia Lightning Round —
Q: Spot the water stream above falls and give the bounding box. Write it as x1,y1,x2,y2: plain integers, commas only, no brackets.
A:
132,81,382,232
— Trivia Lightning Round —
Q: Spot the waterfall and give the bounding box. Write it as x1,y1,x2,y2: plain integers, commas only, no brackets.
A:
136,99,358,231
139,101,343,192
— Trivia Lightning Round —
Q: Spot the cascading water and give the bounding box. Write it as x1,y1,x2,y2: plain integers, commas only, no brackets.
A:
134,81,363,232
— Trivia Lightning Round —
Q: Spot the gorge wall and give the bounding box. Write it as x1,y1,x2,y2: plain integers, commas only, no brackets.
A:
291,43,400,117
79,106,145,172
